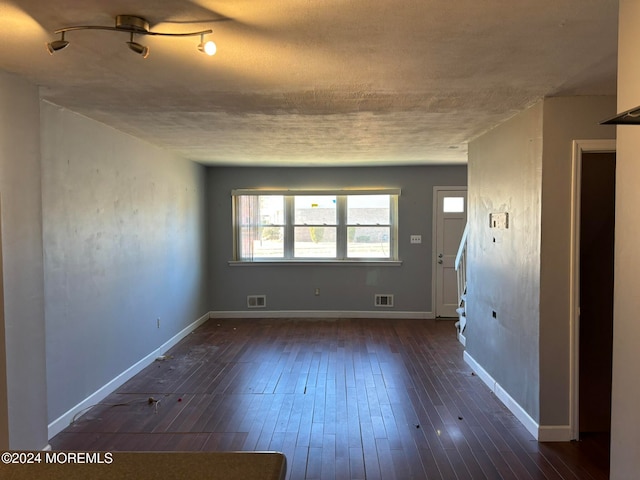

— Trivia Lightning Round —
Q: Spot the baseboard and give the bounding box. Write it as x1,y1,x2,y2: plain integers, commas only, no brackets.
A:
209,310,435,320
463,352,573,442
537,425,572,442
463,351,539,440
48,312,212,440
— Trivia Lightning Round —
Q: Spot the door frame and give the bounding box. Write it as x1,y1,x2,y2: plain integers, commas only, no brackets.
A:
569,139,616,440
0,195,7,449
431,186,467,318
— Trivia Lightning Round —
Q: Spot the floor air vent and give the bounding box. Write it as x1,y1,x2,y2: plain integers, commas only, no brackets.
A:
374,294,394,307
247,295,266,308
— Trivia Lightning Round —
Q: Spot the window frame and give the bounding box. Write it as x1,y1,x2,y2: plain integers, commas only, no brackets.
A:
231,189,400,264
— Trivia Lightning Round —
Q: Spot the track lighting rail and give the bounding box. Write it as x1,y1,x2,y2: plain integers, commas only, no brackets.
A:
47,15,216,57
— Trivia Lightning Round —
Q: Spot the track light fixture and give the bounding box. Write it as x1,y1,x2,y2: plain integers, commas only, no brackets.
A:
46,15,216,58
126,32,150,58
198,33,217,56
46,31,69,54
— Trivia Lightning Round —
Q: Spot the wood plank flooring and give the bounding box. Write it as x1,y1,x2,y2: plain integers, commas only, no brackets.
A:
50,318,609,479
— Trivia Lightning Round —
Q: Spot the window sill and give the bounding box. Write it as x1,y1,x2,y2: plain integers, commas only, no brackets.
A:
228,260,402,267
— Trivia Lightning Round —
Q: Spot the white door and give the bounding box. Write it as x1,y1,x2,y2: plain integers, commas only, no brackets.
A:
434,188,467,317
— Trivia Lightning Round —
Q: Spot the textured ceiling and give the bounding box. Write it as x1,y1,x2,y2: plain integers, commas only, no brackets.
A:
0,0,619,166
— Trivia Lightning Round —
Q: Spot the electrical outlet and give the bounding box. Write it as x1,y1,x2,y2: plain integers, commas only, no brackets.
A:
315,288,320,296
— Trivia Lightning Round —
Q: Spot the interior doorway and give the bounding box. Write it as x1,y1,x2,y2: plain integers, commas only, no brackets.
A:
570,140,616,447
578,151,615,436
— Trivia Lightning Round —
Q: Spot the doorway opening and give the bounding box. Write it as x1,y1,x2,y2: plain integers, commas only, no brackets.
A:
570,140,615,461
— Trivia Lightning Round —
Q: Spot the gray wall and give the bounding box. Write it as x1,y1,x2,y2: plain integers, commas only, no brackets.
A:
0,71,48,449
40,103,209,423
467,102,544,421
467,96,616,427
539,96,616,426
207,166,467,314
611,1,640,477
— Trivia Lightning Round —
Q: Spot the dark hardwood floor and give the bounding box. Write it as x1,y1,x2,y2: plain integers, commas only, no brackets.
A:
50,318,609,479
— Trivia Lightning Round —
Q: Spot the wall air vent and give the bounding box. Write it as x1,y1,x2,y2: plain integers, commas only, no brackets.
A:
374,294,394,307
247,295,266,308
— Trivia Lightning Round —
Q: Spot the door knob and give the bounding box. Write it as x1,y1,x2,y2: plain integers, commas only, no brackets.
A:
438,259,443,264
438,253,443,258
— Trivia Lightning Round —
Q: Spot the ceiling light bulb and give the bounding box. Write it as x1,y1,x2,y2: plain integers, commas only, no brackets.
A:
198,34,216,56
203,41,217,55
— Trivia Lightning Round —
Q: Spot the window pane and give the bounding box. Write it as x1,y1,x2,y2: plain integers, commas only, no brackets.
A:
294,227,336,257
295,196,336,225
250,226,284,257
237,195,284,259
443,196,464,213
347,195,390,224
259,195,285,224
348,227,390,258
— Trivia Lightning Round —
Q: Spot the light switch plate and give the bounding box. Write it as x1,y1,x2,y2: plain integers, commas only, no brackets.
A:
490,212,509,229
410,235,422,244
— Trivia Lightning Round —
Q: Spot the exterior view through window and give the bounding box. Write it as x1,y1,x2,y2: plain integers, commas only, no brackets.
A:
233,190,398,261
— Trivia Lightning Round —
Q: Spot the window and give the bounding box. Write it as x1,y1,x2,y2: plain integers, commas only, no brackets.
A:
443,196,465,213
236,195,285,258
233,189,399,262
294,195,337,258
347,195,391,258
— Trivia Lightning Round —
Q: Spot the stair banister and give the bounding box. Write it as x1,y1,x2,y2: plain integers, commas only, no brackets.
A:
454,223,469,344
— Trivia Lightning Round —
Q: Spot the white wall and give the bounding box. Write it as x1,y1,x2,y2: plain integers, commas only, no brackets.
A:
40,103,209,428
610,1,640,477
0,71,48,449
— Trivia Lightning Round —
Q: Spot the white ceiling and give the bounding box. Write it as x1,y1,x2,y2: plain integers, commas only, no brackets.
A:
0,0,619,166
